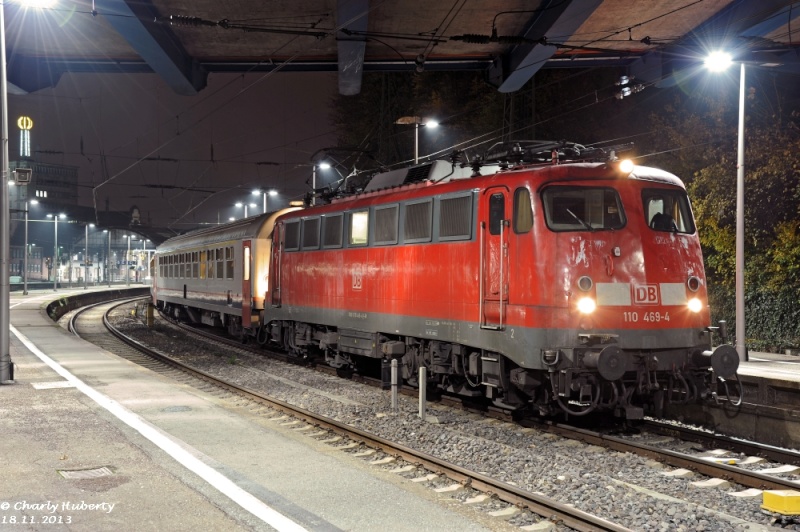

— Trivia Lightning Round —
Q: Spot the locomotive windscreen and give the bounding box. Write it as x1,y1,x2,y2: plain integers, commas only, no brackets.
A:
542,186,625,231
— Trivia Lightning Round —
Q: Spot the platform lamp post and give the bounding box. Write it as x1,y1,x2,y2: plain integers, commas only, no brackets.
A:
235,201,256,219
104,230,111,287
23,199,38,295
394,116,439,164
310,163,330,206
705,51,747,362
126,234,132,287
252,189,277,214
0,0,57,385
46,213,66,291
84,223,94,289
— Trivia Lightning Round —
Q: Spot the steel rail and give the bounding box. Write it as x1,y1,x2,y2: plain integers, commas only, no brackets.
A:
89,301,632,532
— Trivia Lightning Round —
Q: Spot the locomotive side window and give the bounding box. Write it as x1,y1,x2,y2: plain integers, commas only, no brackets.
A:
439,194,473,241
302,218,320,250
513,188,533,234
642,189,695,234
225,246,234,279
322,214,343,248
489,193,505,235
284,221,300,251
404,200,432,243
374,205,398,245
350,210,369,246
542,186,625,232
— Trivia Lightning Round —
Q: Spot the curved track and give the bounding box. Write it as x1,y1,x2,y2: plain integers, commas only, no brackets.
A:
70,298,632,532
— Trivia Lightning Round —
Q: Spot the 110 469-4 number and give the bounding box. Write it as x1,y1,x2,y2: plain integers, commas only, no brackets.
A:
623,311,670,323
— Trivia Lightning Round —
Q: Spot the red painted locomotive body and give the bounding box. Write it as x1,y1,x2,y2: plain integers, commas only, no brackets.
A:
261,161,737,418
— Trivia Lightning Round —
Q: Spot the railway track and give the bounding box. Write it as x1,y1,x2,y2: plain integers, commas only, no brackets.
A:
72,298,800,530
70,298,632,532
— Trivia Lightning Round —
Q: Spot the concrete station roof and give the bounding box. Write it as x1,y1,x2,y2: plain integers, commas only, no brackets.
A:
5,0,800,96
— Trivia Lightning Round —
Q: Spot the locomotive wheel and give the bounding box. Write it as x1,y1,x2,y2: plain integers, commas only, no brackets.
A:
256,325,269,346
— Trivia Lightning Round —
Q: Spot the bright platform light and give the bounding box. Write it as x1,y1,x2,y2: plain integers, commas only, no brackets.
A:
704,51,733,72
16,0,56,7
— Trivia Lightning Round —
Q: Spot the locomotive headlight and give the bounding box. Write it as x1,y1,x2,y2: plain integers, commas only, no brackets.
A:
619,159,635,175
577,297,597,314
687,297,703,313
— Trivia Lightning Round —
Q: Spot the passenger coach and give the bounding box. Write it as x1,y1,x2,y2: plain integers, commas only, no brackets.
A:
152,209,296,338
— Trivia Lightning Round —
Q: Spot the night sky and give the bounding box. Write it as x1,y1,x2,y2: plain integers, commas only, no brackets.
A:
9,70,338,229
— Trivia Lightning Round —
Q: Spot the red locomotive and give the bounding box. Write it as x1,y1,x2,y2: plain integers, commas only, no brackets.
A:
153,142,738,419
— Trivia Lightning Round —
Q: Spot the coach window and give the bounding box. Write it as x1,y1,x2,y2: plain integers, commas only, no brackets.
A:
374,205,398,245
226,246,234,279
177,253,183,278
514,188,533,234
200,250,206,279
439,194,473,241
322,214,343,249
207,251,214,279
193,252,199,278
216,248,224,279
350,210,369,246
404,199,432,243
302,217,321,250
284,220,300,251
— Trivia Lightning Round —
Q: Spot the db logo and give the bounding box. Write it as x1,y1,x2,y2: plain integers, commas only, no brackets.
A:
633,284,659,305
352,265,363,290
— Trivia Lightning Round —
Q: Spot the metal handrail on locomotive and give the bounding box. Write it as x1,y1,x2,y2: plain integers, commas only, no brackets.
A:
152,141,739,419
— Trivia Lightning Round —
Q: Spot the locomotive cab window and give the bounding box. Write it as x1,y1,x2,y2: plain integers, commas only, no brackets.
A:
643,189,695,234
542,186,625,232
349,210,369,246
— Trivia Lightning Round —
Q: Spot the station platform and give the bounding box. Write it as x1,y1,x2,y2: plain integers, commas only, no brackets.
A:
1,288,500,532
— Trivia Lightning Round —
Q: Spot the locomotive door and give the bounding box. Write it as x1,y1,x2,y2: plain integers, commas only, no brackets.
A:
480,187,510,329
270,223,283,307
242,240,252,327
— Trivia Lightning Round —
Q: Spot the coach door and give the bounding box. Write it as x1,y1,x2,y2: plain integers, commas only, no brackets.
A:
242,241,252,327
270,223,283,307
480,187,510,329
